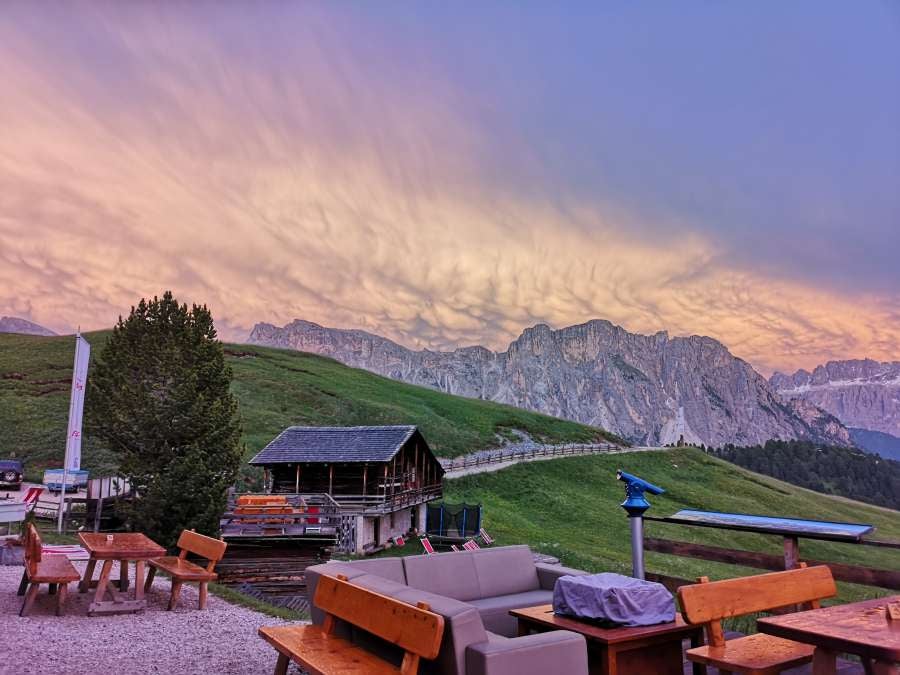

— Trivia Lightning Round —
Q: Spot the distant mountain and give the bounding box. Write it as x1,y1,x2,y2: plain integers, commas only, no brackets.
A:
0,316,56,336
848,428,900,462
248,319,851,448
771,359,900,441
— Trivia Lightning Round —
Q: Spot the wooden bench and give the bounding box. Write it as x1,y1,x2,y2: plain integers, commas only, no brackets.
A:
144,529,227,610
16,523,81,617
259,574,445,675
677,563,837,675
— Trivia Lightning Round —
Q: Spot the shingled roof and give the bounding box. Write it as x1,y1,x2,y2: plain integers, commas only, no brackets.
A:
248,425,419,465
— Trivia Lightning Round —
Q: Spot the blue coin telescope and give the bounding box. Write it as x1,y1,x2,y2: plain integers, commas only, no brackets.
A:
616,469,665,579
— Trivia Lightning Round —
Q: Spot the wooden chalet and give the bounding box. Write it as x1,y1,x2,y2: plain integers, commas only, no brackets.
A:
241,425,445,553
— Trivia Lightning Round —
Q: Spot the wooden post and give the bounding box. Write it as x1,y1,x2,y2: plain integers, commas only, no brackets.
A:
295,465,300,494
93,496,103,533
264,468,270,494
383,465,389,501
328,465,333,496
362,465,368,497
784,536,800,570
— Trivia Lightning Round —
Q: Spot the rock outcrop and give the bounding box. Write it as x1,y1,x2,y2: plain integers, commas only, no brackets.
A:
250,318,851,448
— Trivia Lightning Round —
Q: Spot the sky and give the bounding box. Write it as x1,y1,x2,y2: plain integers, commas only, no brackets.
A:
1,2,898,375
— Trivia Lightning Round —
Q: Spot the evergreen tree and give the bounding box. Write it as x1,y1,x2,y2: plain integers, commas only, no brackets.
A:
87,292,242,546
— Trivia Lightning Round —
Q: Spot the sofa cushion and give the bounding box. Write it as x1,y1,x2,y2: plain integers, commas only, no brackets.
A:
392,587,488,675
404,551,482,602
349,572,411,597
469,589,554,637
472,545,540,598
344,556,407,584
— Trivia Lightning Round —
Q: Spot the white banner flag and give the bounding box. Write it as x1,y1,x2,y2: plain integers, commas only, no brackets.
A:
65,334,91,471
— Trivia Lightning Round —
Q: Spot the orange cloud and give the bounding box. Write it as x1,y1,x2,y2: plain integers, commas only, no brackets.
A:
0,5,897,375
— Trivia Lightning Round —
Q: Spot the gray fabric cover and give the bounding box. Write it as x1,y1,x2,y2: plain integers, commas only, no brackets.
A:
469,590,554,637
404,550,482,602
471,545,540,597
552,572,675,626
465,630,589,675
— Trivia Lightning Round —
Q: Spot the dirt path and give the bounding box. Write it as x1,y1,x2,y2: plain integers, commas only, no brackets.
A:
442,445,668,478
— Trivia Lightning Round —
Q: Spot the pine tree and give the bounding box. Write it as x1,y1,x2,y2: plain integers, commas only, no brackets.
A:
87,292,242,546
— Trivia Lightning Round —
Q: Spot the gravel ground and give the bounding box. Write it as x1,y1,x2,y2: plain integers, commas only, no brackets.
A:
1,560,302,675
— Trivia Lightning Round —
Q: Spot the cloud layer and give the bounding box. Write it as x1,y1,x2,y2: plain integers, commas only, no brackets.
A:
1,3,898,375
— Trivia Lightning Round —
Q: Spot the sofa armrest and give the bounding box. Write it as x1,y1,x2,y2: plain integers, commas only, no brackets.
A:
535,562,588,591
465,631,588,675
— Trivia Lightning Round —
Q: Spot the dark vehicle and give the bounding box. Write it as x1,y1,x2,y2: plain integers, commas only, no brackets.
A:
0,459,24,490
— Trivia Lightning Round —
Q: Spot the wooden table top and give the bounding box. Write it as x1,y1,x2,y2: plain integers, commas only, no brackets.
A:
509,605,699,645
758,596,900,663
78,532,166,560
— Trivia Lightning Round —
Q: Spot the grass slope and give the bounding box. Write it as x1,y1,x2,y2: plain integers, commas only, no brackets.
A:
0,332,613,479
443,448,899,605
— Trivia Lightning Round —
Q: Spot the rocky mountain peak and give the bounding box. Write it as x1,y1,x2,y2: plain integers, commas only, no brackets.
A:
771,358,900,438
248,317,851,448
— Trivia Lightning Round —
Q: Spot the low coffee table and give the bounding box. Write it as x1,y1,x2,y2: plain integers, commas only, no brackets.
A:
510,604,706,675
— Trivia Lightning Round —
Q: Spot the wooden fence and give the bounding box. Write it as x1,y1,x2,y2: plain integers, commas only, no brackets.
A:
642,516,900,593
440,442,621,472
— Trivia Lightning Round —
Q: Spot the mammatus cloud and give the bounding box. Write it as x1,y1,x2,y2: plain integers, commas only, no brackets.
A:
1,4,897,375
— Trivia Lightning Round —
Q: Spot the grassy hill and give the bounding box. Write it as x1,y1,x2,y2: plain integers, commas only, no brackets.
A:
0,331,614,480
5,331,897,613
441,448,899,606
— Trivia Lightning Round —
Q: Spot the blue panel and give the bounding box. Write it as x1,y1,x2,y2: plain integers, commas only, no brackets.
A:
669,509,874,541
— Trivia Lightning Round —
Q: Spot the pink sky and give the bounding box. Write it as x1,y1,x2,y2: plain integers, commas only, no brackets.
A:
1,4,898,375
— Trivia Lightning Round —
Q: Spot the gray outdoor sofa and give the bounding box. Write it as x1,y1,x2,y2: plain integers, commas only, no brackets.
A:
304,544,590,675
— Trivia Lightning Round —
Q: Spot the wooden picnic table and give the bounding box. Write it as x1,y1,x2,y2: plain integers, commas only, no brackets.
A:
78,532,166,616
757,595,900,675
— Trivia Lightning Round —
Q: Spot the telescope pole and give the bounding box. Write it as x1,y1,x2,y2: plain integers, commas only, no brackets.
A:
629,515,645,580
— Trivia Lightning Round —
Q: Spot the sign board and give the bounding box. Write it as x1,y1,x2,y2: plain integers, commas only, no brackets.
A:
87,476,131,500
667,509,874,541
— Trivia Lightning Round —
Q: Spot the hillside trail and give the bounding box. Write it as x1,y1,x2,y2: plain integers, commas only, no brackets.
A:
441,444,669,478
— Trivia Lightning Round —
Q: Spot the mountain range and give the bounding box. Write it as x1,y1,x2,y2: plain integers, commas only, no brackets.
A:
771,360,900,461
248,319,851,448
0,316,55,337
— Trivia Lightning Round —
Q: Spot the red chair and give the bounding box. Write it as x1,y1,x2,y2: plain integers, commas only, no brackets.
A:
419,536,436,555
22,487,43,511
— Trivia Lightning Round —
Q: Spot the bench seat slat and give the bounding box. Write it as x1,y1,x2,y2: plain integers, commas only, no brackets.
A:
686,633,815,674
259,625,400,675
29,556,81,583
148,556,217,581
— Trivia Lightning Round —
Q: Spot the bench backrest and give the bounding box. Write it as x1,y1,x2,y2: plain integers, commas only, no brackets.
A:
678,564,836,624
316,574,444,662
237,495,287,507
176,529,227,571
678,564,836,647
23,523,42,574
